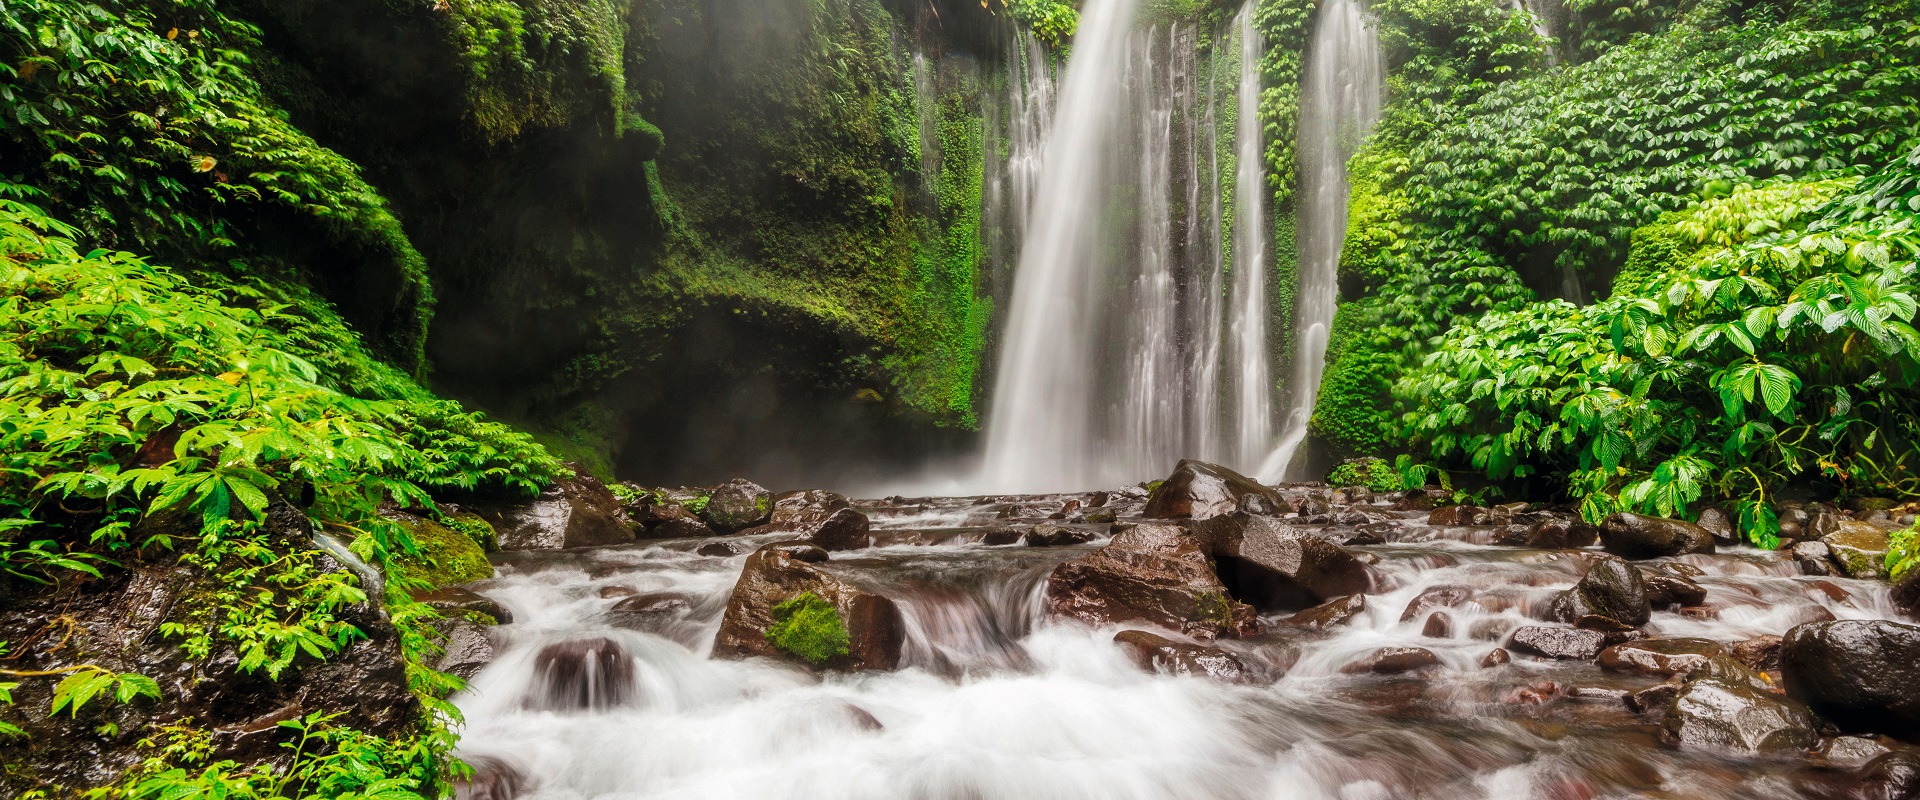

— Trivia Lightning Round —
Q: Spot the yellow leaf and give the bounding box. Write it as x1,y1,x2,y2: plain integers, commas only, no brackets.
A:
166,28,178,40
195,156,217,173
216,371,244,385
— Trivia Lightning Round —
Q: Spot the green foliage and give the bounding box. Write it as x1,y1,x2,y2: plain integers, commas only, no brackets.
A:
437,0,631,141
1327,457,1408,493
764,592,851,666
998,0,1079,47
387,514,493,588
1372,0,1547,107
1399,151,1920,546
1320,11,1920,454
0,0,435,369
1890,523,1918,578
112,711,447,800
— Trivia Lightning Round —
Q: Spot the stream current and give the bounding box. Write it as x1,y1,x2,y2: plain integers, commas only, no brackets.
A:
448,492,1898,799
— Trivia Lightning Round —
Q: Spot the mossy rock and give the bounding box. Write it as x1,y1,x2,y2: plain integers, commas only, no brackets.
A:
443,511,499,552
764,592,851,666
1328,457,1407,494
390,513,494,587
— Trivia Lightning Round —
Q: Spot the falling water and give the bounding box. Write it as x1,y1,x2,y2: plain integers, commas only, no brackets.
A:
973,1,1274,493
1260,0,1381,482
1226,4,1271,467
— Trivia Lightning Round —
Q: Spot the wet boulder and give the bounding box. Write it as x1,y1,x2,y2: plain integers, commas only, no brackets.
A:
1281,594,1367,630
1508,626,1608,660
714,542,904,671
1822,522,1892,579
1045,523,1256,641
1112,630,1259,684
768,489,853,528
433,618,497,680
1727,635,1785,672
1142,459,1285,521
1599,513,1716,559
607,592,693,635
1597,638,1723,678
1188,514,1371,611
481,469,635,550
1341,646,1441,675
1027,523,1097,547
704,478,774,532
527,638,636,711
1428,505,1490,526
1521,516,1600,549
1546,558,1652,629
1400,585,1473,622
1780,620,1920,739
743,505,872,551
1639,569,1707,608
454,755,529,800
1663,678,1818,755
1693,507,1738,545
1835,752,1920,800
1796,541,1836,576
1895,570,1920,620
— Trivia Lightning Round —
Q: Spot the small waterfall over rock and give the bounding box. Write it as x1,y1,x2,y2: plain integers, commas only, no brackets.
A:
974,0,1275,493
1260,0,1382,482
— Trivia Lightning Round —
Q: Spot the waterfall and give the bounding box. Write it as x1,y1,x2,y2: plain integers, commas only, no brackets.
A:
971,1,1274,493
1226,4,1270,467
1259,0,1381,482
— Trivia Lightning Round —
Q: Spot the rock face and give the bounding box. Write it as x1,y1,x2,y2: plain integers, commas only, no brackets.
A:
1282,594,1367,630
1822,522,1892,579
1508,626,1608,660
713,542,904,670
1599,513,1716,559
705,478,774,532
1663,679,1818,755
1112,630,1258,684
482,469,635,550
1597,638,1723,678
1546,558,1652,628
1780,620,1920,739
0,503,416,795
1142,459,1285,521
1046,524,1256,641
1188,514,1370,611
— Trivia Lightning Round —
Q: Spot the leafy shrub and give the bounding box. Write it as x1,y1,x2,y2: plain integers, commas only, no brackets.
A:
764,592,852,666
1891,524,1918,578
1327,457,1408,493
1399,147,1920,546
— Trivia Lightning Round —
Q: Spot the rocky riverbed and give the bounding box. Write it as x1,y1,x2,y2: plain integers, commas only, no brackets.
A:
430,460,1920,799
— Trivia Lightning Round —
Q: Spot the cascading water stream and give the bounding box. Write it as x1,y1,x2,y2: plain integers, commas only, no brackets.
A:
972,1,1275,493
1260,0,1381,482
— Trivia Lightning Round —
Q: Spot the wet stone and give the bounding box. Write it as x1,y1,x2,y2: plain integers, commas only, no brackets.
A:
1599,513,1716,559
1342,646,1440,675
1814,736,1894,769
1026,524,1096,547
1663,678,1818,755
528,638,636,711
1837,752,1920,800
1421,611,1454,639
1509,626,1608,661
697,541,742,557
413,587,513,625
1400,585,1473,622
980,529,1023,546
1547,558,1651,628
1113,630,1259,684
1045,524,1256,641
1726,635,1784,672
1281,593,1367,631
1626,679,1683,716
1141,459,1285,521
1480,648,1511,668
705,478,774,532
1822,523,1892,579
1597,638,1724,678
1781,620,1920,740
1639,570,1707,608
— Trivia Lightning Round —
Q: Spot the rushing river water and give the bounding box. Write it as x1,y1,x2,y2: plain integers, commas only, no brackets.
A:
446,491,1899,799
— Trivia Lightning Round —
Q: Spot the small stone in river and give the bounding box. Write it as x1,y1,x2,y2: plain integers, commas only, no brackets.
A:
1027,524,1095,547
1113,630,1259,684
1400,584,1473,622
1505,680,1560,704
1821,523,1891,579
705,478,774,532
1547,557,1651,628
1794,540,1834,576
1639,570,1707,608
1509,626,1608,661
1726,634,1783,672
1422,611,1454,639
1597,638,1723,678
1599,512,1716,559
1626,678,1683,716
1813,735,1894,769
697,541,741,557
1341,646,1440,675
1282,594,1367,630
1664,678,1818,755
1480,648,1511,668
1837,752,1920,799
980,529,1023,546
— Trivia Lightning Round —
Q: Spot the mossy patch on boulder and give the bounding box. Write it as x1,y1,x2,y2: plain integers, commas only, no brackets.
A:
389,512,494,587
764,592,852,666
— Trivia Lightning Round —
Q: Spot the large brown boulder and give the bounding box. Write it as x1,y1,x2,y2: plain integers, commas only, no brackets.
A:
1599,513,1716,559
1780,620,1920,740
1142,459,1285,521
1045,524,1255,641
713,542,904,671
767,489,853,528
1822,522,1892,579
480,468,635,550
704,478,774,532
1545,557,1651,628
1663,678,1818,755
1189,514,1371,611
1522,516,1600,549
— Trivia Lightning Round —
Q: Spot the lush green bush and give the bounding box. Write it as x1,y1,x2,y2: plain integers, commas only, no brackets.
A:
764,592,852,666
1319,9,1920,455
1327,457,1408,493
1399,145,1920,546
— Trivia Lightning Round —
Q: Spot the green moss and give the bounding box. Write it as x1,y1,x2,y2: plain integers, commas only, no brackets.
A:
1611,221,1690,298
1308,298,1400,455
764,592,852,666
1194,590,1235,630
443,512,500,553
390,515,495,588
